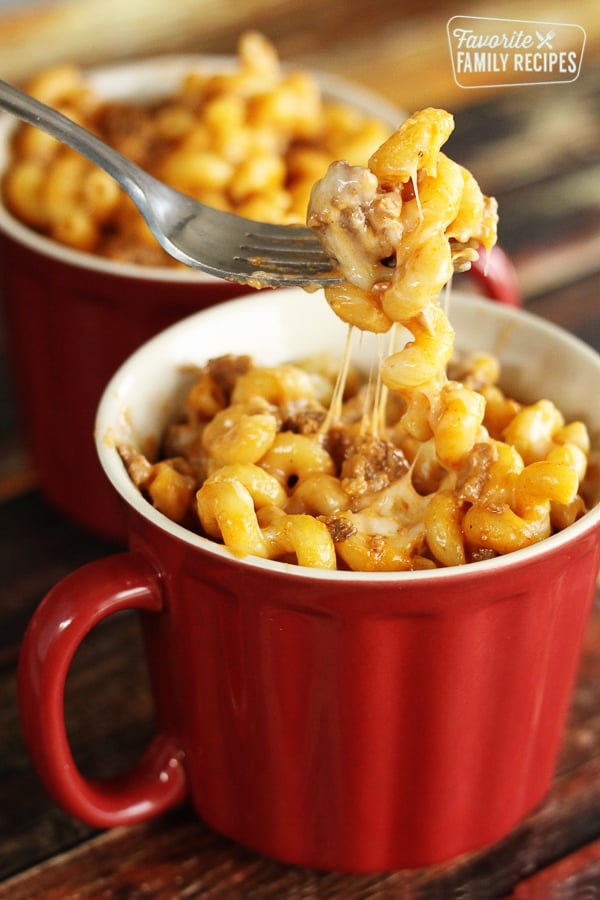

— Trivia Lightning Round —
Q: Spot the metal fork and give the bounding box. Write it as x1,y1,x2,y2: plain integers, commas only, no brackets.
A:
0,79,341,286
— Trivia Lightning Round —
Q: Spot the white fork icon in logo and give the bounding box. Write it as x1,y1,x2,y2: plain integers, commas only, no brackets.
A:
536,30,556,48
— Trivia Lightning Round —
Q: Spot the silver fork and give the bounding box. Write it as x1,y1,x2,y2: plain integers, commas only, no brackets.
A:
0,79,341,287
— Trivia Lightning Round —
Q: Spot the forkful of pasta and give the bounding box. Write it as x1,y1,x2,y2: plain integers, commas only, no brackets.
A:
0,78,341,287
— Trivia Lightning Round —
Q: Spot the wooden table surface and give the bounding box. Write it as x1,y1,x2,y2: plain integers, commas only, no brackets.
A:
1,1,600,897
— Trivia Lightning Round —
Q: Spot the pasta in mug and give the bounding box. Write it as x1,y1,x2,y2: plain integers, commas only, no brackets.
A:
119,110,594,570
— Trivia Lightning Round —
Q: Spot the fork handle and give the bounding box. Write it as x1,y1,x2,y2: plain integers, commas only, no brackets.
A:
0,79,150,204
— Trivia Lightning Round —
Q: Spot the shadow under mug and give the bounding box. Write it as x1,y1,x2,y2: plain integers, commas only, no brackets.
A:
0,54,521,543
17,289,585,875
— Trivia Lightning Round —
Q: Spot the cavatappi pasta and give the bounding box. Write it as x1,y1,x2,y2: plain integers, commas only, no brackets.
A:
119,347,593,571
1,32,391,265
119,108,594,570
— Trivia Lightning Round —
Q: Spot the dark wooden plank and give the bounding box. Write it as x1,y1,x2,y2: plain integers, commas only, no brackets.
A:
450,55,600,196
508,838,600,898
524,270,600,354
451,56,600,300
0,605,155,881
0,490,150,880
0,490,122,657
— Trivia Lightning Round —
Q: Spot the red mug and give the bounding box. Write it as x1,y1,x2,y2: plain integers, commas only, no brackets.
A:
17,288,599,872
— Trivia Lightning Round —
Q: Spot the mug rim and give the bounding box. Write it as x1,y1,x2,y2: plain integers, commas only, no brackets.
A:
96,287,600,584
0,53,401,284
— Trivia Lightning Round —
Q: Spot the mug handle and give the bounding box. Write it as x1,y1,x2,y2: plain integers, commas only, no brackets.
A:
17,551,187,828
469,243,522,307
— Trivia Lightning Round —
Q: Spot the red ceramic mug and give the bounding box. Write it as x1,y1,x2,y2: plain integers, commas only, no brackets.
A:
16,288,580,874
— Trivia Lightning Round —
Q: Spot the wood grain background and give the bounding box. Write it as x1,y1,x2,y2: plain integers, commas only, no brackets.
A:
0,0,599,110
